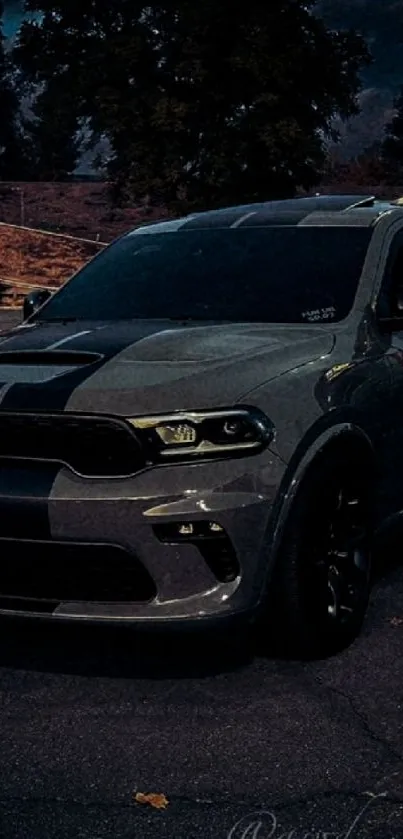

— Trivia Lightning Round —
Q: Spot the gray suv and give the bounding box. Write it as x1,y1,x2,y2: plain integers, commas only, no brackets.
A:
1,193,403,657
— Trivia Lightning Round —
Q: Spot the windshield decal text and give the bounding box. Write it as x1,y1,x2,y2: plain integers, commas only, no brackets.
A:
301,306,336,322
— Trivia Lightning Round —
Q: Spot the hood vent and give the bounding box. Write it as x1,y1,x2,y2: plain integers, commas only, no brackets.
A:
0,350,103,385
0,350,102,366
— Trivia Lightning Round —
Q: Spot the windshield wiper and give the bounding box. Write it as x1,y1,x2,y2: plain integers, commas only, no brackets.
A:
38,317,82,324
166,315,220,322
168,316,198,321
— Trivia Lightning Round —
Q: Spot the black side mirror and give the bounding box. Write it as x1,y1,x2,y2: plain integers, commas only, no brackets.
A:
395,285,403,313
23,288,52,321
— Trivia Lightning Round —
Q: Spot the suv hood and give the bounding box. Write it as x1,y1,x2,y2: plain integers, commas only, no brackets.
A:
0,319,334,414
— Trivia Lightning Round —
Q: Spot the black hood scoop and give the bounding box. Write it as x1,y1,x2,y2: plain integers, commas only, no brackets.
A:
0,350,102,385
0,350,102,365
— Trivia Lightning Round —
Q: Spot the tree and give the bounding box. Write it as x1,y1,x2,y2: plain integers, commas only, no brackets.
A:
382,87,403,181
0,0,28,179
13,0,371,210
22,82,82,181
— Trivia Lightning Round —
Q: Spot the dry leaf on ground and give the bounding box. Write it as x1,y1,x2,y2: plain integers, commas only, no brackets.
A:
133,792,169,809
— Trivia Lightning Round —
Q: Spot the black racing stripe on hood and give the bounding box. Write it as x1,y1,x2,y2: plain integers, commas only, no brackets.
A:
0,368,100,411
0,356,109,411
0,320,178,411
0,463,60,539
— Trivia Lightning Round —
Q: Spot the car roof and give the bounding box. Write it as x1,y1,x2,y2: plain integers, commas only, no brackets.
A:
128,194,403,235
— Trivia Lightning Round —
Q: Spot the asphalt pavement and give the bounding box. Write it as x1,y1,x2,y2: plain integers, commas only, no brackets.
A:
0,309,403,838
1,570,403,839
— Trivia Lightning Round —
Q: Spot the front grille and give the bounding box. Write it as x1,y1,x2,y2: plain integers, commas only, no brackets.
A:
0,412,145,477
0,539,156,605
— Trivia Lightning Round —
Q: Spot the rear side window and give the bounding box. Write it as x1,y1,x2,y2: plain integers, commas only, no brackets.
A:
377,231,403,318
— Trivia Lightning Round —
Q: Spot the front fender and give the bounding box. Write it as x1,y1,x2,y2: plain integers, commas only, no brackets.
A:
259,422,376,595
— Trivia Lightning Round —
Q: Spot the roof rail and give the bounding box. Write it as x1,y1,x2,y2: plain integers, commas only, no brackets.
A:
343,196,376,211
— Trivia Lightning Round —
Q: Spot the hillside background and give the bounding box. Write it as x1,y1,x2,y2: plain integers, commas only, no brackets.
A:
1,1,402,306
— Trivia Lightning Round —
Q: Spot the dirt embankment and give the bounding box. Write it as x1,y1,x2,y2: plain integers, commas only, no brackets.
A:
0,182,168,241
0,181,170,306
0,225,105,303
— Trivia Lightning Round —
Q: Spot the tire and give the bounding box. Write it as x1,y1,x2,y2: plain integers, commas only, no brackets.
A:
266,448,374,658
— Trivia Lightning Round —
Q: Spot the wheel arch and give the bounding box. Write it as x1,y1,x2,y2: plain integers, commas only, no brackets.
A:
262,422,377,591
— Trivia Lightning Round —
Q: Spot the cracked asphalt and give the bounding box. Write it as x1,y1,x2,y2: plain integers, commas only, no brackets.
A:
0,310,403,838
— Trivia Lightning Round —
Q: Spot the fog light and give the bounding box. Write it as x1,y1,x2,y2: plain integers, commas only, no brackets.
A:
153,521,240,583
178,523,194,535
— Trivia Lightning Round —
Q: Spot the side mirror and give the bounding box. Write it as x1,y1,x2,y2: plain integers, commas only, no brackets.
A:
395,285,403,313
23,288,52,321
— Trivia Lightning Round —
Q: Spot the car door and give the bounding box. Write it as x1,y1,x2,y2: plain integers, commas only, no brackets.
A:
373,228,403,521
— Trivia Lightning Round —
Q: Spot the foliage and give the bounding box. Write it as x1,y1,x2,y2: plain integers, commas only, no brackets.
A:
382,86,403,181
0,0,30,178
324,143,389,187
22,83,82,181
13,1,371,208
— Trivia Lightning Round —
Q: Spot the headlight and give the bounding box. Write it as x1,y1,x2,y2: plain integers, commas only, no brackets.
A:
128,407,274,462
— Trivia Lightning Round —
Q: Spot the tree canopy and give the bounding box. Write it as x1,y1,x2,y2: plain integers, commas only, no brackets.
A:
12,0,371,208
21,80,82,181
0,0,28,178
382,86,403,180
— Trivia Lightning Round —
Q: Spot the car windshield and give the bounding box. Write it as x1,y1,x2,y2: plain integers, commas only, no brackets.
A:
35,225,373,324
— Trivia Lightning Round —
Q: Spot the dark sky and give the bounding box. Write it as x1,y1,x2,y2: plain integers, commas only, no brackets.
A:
319,0,403,93
318,0,403,154
2,0,23,38
2,0,402,156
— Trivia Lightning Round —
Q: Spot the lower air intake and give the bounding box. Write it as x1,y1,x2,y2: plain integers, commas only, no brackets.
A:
0,539,156,605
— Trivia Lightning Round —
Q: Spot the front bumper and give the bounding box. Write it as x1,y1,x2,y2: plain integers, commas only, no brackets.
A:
0,448,286,624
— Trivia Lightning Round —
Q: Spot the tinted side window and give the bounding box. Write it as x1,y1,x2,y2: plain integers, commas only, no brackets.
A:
378,233,403,318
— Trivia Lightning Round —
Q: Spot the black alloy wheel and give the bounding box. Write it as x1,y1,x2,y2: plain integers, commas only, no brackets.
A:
267,450,373,658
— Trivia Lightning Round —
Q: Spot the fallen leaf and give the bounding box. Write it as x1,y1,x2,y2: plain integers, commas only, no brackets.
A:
389,617,403,627
134,792,169,810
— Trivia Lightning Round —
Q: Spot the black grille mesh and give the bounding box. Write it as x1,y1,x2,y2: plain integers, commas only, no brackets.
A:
0,412,145,477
